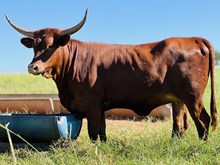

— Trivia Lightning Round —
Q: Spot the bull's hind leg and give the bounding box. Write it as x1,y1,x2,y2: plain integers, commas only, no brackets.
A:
186,100,210,140
183,107,189,132
172,102,189,138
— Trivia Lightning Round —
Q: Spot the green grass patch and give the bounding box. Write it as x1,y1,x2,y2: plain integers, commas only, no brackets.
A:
0,74,57,94
0,120,220,165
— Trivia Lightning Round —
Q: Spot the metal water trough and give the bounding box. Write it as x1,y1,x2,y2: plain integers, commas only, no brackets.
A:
0,94,81,143
0,94,68,114
0,113,82,142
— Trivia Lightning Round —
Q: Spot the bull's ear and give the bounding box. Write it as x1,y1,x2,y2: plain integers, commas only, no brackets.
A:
59,34,70,46
21,38,34,48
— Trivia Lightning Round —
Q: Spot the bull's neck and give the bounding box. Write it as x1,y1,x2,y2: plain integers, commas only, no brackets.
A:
53,40,78,84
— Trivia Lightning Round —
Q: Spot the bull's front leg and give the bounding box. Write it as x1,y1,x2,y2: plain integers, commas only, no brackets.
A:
86,107,102,142
99,111,107,142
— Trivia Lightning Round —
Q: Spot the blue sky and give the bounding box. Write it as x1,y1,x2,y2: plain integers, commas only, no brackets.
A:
0,0,219,72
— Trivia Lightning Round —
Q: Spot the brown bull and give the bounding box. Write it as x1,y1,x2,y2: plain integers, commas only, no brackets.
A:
6,10,217,142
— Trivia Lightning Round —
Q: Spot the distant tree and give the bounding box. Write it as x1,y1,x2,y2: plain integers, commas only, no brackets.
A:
215,51,220,65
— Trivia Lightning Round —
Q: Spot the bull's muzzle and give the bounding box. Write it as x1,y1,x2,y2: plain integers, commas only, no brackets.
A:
28,64,42,75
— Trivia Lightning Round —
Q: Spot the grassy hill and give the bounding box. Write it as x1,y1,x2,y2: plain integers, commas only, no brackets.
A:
0,74,57,94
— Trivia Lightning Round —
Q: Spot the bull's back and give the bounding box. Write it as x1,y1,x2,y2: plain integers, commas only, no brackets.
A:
98,37,210,104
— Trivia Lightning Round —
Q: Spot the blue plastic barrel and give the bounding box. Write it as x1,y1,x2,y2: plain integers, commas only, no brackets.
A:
0,114,82,142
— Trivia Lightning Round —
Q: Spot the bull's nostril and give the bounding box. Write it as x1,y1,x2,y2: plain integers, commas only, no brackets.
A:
33,65,38,71
28,64,41,75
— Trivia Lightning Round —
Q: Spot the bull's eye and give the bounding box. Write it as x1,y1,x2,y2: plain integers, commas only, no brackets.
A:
48,45,53,49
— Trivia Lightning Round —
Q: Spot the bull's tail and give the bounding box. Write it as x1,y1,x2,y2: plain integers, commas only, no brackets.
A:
202,38,218,131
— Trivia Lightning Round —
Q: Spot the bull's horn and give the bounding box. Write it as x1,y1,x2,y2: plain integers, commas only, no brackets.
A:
61,9,88,36
5,15,34,38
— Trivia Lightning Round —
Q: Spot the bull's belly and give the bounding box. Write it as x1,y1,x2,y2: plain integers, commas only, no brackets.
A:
103,94,175,116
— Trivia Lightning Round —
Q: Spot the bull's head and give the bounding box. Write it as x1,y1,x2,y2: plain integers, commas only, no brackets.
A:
6,10,87,79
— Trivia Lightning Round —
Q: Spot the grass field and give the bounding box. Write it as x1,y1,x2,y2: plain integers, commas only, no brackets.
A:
0,74,57,94
0,69,219,165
